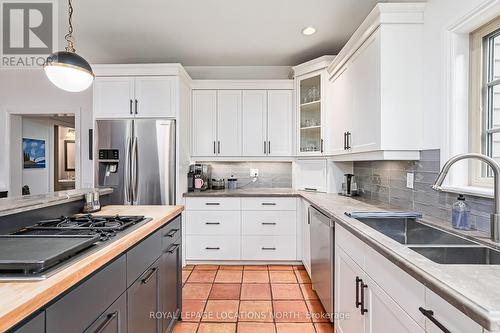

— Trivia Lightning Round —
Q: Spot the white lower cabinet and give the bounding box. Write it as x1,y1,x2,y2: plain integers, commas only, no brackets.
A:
298,198,311,276
335,246,365,333
335,222,484,333
185,197,298,262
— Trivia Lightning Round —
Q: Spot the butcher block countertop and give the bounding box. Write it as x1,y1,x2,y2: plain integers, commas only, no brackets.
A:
0,205,184,332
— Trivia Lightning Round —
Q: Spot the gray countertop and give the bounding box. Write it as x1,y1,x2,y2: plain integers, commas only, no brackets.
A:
184,188,500,331
0,188,113,217
183,188,300,197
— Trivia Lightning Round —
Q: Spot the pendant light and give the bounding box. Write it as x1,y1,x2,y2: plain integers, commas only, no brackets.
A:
44,0,94,92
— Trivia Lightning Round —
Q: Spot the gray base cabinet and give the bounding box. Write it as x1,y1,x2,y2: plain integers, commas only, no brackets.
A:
84,292,127,333
127,258,161,333
10,215,182,333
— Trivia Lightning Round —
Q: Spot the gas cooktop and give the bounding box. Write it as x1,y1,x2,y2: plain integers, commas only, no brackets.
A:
0,214,149,280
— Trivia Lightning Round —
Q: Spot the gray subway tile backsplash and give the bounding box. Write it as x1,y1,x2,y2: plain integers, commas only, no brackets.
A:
354,149,495,233
198,162,292,189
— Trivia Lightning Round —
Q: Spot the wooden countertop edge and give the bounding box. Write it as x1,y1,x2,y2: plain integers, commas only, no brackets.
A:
0,205,184,332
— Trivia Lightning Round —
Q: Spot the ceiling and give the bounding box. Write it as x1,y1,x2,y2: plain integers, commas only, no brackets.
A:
60,0,420,66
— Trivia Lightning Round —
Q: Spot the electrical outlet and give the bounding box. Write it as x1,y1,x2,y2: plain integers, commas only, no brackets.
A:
250,168,259,177
406,172,414,189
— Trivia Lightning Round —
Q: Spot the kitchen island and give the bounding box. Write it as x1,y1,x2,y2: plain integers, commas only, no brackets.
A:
0,204,183,332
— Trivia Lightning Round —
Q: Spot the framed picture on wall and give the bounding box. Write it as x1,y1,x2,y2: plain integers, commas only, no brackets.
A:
22,138,46,169
64,140,75,171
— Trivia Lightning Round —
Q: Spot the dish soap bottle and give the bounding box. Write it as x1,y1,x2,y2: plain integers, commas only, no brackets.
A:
452,194,471,230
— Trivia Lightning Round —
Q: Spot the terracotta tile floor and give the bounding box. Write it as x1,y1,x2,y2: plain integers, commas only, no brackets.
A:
174,265,334,333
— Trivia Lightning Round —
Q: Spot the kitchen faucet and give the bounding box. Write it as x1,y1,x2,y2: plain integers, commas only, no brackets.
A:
432,153,500,242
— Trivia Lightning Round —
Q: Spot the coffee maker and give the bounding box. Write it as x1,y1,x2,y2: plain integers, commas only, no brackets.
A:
188,164,211,191
341,173,358,196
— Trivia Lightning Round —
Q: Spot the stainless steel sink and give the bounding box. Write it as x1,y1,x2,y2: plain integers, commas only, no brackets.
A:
355,217,475,246
409,246,500,265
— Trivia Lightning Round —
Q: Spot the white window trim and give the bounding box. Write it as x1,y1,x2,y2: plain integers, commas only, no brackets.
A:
441,0,500,198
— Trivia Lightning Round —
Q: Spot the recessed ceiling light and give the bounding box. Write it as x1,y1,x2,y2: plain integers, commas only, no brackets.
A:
302,27,317,36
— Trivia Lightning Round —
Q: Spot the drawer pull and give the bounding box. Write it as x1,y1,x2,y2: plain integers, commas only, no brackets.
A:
262,222,277,225
165,228,179,237
205,222,221,225
262,247,276,250
141,267,158,285
165,243,180,254
205,247,220,250
261,203,277,206
205,202,221,206
92,311,118,333
419,307,451,333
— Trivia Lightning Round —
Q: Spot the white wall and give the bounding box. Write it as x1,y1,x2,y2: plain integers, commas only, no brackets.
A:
21,118,51,195
0,69,93,193
422,0,488,150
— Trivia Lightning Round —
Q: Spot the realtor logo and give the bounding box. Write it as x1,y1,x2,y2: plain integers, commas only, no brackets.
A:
1,0,57,67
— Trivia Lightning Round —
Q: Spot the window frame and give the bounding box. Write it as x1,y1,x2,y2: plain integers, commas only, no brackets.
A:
469,16,500,187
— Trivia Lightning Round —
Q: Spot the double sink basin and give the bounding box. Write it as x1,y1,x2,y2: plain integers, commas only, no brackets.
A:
352,213,500,265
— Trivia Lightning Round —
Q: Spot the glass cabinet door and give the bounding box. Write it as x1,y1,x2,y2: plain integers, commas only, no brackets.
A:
299,75,322,153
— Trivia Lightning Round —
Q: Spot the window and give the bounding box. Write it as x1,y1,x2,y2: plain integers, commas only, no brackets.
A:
470,17,500,186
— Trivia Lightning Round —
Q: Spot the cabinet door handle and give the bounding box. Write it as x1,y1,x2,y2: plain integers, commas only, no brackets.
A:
347,132,352,150
129,99,133,115
262,222,277,225
419,307,451,333
91,311,118,333
304,188,318,192
320,139,324,153
268,141,271,154
261,203,276,206
262,247,276,250
264,141,267,154
205,202,220,206
344,132,348,150
141,267,158,284
218,141,221,154
134,99,138,114
213,141,216,154
205,222,220,225
205,247,220,250
360,280,368,315
165,243,180,254
355,276,362,308
165,228,179,237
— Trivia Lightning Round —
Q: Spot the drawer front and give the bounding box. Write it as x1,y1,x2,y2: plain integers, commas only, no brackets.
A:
127,230,162,286
186,235,241,260
242,211,296,235
185,197,241,211
365,245,425,328
186,211,241,235
46,255,126,333
242,197,297,211
162,215,181,250
13,311,44,333
242,235,296,260
335,222,365,268
424,289,482,333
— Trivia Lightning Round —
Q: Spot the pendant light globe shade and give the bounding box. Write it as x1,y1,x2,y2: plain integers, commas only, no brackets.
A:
44,51,94,92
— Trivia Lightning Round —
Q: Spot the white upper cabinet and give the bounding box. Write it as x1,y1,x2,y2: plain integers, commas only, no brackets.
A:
293,56,335,157
192,90,217,157
267,90,293,156
327,3,425,161
192,83,293,158
242,90,267,156
134,77,176,118
94,77,135,118
94,76,177,119
217,90,242,156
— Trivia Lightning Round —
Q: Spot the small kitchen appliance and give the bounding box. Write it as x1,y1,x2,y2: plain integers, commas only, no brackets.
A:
189,164,211,191
211,178,225,190
341,173,358,196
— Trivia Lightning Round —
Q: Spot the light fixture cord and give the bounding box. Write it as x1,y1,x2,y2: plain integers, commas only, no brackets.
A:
64,0,75,52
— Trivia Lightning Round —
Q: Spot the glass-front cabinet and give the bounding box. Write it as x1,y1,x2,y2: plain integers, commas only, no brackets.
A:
293,56,334,156
299,75,322,154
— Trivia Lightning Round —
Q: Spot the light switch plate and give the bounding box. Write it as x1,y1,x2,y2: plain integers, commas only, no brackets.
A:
250,169,259,177
406,172,414,189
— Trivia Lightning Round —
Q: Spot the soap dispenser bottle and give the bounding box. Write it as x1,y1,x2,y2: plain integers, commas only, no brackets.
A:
452,194,471,230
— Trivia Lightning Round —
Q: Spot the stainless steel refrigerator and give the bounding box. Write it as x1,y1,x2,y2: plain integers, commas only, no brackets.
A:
95,119,176,205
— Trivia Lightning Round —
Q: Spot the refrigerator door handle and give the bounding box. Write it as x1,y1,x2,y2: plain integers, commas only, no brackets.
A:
131,136,138,203
124,136,132,203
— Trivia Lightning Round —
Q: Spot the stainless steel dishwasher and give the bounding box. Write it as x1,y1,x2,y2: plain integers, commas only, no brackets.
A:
309,205,334,318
